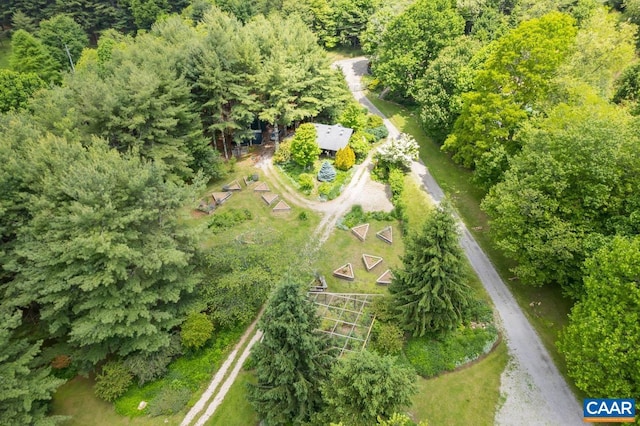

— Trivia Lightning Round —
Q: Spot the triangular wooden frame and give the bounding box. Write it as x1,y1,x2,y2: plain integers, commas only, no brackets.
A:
254,182,269,192
362,254,383,271
376,269,393,285
351,223,369,242
211,192,232,205
225,180,241,191
272,200,291,212
262,193,279,205
333,263,355,281
376,226,393,244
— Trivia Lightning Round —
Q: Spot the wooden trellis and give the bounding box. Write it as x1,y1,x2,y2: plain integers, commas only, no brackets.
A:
307,292,382,357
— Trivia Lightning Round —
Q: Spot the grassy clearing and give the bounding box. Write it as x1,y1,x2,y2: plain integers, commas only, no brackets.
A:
400,175,433,230
52,376,181,426
410,340,509,425
205,370,259,426
277,158,355,201
366,94,576,393
325,46,364,63
314,220,404,294
0,33,11,69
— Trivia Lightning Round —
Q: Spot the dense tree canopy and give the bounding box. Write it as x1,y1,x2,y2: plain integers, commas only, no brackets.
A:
372,0,465,99
558,236,640,397
443,11,577,187
481,100,640,297
3,133,203,365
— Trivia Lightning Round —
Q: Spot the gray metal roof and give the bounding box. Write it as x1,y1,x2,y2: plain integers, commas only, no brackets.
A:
313,123,353,152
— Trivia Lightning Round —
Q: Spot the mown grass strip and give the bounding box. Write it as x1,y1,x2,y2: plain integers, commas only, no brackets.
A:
366,94,579,396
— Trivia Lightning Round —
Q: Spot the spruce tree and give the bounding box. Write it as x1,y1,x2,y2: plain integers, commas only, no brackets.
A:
248,279,335,425
389,203,472,336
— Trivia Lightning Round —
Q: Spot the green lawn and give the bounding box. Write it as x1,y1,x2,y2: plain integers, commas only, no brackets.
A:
52,376,182,426
314,219,404,294
410,340,509,425
206,371,259,426
366,94,578,395
325,45,364,63
0,32,11,69
401,175,433,231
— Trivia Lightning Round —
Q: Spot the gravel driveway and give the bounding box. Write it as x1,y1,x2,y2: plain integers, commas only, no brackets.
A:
335,57,586,426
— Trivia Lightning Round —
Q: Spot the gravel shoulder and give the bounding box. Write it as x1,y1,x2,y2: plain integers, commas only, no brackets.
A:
335,57,585,426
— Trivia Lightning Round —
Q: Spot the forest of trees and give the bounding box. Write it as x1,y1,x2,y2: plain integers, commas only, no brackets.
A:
364,0,640,404
1,0,640,423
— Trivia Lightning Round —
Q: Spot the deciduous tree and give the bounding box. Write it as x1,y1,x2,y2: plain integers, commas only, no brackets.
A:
372,0,465,99
290,123,320,168
38,14,89,71
558,236,640,398
320,350,416,426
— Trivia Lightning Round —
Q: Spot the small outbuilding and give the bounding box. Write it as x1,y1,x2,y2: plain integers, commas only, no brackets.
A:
313,123,354,155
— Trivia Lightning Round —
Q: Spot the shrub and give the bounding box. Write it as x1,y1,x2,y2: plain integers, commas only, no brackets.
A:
95,362,133,402
369,295,396,323
335,146,356,171
367,114,384,128
181,312,214,350
272,140,292,164
365,125,389,141
388,168,405,204
290,123,320,168
349,131,372,160
375,133,419,170
371,322,404,356
405,325,498,378
339,102,368,131
298,211,308,221
147,387,191,417
124,335,183,385
208,208,253,232
298,173,315,191
318,182,332,197
317,161,336,182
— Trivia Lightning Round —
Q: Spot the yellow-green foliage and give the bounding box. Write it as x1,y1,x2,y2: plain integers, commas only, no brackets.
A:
335,146,355,170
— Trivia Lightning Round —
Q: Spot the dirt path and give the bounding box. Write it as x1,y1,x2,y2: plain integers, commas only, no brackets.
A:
336,56,585,425
182,114,393,425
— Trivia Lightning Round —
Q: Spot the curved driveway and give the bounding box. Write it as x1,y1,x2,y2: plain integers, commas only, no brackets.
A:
335,57,585,426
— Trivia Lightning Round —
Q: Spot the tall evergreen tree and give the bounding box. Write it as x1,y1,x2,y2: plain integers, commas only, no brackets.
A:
0,308,64,426
248,279,335,425
4,135,202,366
389,203,472,336
9,29,60,83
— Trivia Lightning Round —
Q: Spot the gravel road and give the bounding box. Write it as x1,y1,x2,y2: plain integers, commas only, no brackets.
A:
335,57,586,426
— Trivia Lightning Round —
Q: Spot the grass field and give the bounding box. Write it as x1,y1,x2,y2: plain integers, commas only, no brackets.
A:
52,376,182,426
0,32,11,69
325,45,364,63
205,371,259,426
410,340,509,425
314,219,404,294
366,94,578,395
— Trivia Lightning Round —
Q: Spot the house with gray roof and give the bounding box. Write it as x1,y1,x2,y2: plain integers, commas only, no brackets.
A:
313,123,353,155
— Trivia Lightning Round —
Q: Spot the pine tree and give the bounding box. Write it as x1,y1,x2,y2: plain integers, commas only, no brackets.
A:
248,279,335,424
9,29,60,83
389,203,472,336
5,135,202,366
0,308,64,426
